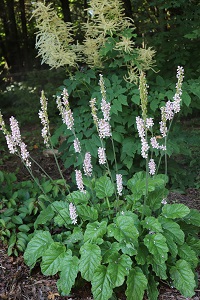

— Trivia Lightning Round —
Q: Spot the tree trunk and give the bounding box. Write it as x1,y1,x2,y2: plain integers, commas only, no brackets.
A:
60,0,71,22
0,0,22,73
122,0,133,18
19,0,29,70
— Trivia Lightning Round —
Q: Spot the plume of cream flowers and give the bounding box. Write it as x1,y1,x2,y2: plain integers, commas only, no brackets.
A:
32,2,80,68
83,0,133,67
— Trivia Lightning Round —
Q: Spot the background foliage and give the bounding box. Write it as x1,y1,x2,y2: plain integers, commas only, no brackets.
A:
0,0,200,186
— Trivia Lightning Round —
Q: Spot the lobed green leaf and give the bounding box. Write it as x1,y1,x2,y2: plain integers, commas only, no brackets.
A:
24,231,54,268
91,265,113,300
79,243,101,281
144,233,168,264
126,267,147,300
170,259,196,297
162,204,190,219
41,242,66,275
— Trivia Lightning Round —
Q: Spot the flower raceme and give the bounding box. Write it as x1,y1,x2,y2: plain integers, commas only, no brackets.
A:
136,66,184,175
0,113,31,167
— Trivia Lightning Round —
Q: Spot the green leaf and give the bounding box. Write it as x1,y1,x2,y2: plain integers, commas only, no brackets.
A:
84,221,107,243
122,137,137,157
91,265,113,300
182,91,191,107
119,241,137,256
34,205,54,229
107,215,139,244
135,244,148,265
126,267,147,300
144,233,168,264
187,236,200,255
65,228,82,245
102,242,121,263
24,231,54,268
95,176,114,199
107,253,132,287
147,188,168,211
18,224,30,232
3,208,15,217
147,276,159,300
77,205,98,221
178,243,198,268
79,243,102,281
163,232,178,257
141,216,163,233
156,75,165,86
159,216,185,245
147,256,167,279
183,209,200,226
170,259,196,297
41,242,66,275
66,190,90,205
162,204,190,219
57,254,79,296
11,215,23,225
127,172,165,200
53,205,72,227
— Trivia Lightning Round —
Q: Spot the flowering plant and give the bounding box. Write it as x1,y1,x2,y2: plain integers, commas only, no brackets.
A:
0,67,200,299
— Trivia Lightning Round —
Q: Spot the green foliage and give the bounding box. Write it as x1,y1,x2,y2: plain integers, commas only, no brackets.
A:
0,170,67,256
23,171,200,299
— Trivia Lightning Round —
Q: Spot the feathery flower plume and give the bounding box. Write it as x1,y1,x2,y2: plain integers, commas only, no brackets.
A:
116,174,123,196
38,91,51,148
32,2,77,68
69,203,78,225
98,147,107,165
83,0,131,67
148,158,156,175
73,138,81,153
75,170,86,193
83,152,93,177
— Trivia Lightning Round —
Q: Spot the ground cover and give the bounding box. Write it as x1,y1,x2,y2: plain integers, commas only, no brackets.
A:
0,120,200,300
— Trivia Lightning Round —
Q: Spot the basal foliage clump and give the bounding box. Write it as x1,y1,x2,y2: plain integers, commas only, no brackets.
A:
0,67,200,299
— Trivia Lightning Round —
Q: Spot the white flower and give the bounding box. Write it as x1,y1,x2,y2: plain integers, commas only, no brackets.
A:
83,152,93,177
75,170,86,193
98,119,112,139
98,147,106,165
69,203,78,225
116,174,123,196
148,158,156,175
73,138,81,153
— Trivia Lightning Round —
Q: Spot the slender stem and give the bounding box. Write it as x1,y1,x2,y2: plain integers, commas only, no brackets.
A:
22,160,69,227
